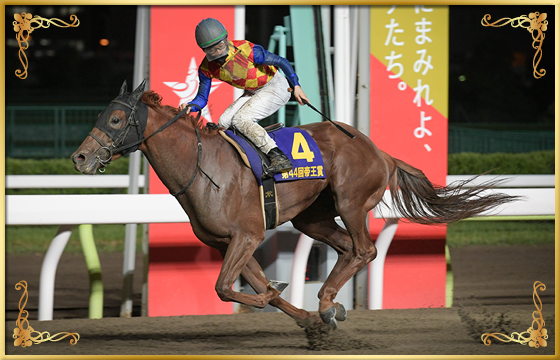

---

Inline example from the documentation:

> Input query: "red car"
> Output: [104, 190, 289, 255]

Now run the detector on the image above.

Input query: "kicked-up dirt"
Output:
[5, 244, 555, 356]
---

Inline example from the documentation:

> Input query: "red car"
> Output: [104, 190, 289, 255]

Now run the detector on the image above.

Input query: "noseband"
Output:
[89, 131, 113, 172]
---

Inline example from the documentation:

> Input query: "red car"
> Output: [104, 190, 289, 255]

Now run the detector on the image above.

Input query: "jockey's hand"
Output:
[178, 103, 191, 114]
[292, 86, 309, 106]
[206, 122, 220, 130]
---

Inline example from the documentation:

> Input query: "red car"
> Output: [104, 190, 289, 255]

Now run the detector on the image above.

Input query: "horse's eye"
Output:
[111, 117, 120, 124]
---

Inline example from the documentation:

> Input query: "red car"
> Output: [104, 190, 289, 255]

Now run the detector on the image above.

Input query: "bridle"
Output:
[89, 89, 195, 171]
[89, 81, 213, 196]
[89, 97, 146, 172]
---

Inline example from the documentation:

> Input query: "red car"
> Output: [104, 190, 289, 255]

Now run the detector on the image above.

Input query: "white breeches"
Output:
[218, 72, 291, 154]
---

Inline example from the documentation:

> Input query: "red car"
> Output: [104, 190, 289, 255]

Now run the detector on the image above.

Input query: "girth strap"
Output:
[172, 127, 202, 198]
[171, 127, 220, 197]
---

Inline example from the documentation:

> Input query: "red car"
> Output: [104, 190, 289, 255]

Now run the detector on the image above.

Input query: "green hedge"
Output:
[6, 157, 131, 175]
[447, 150, 555, 175]
[7, 150, 554, 176]
[5, 150, 554, 194]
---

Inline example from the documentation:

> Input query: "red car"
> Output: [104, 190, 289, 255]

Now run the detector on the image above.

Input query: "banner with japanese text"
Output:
[370, 5, 448, 181]
[369, 5, 449, 309]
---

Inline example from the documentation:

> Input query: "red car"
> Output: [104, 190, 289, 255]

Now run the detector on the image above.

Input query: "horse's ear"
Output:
[130, 78, 147, 103]
[119, 80, 128, 96]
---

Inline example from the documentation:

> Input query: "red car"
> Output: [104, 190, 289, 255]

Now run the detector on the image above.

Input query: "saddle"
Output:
[219, 123, 325, 230]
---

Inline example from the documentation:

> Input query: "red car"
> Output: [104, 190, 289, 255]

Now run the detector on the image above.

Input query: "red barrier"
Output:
[148, 5, 236, 316]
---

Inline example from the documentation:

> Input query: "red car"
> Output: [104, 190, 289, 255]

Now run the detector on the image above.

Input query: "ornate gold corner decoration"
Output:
[13, 12, 80, 79]
[481, 281, 547, 347]
[481, 12, 548, 79]
[13, 281, 80, 347]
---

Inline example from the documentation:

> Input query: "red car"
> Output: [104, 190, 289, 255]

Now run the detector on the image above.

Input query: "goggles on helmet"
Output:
[203, 39, 229, 61]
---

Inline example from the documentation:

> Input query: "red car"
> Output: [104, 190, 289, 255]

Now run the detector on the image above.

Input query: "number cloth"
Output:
[223, 127, 325, 185]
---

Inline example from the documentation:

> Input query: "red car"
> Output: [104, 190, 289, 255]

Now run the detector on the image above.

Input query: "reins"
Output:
[113, 104, 193, 155]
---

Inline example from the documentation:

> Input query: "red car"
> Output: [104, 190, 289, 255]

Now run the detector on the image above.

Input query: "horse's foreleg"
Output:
[215, 235, 284, 308]
[240, 256, 316, 323]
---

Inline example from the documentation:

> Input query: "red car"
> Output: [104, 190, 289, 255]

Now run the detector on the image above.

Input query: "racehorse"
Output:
[72, 80, 517, 329]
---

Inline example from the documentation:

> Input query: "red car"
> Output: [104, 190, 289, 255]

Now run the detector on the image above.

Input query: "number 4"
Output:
[291, 132, 315, 162]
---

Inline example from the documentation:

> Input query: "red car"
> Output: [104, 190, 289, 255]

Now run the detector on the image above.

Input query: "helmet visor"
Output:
[203, 39, 229, 61]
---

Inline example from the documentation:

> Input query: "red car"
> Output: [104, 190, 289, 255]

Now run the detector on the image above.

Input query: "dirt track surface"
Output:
[5, 244, 555, 356]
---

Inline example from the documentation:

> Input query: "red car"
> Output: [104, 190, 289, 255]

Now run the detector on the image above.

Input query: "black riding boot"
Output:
[265, 147, 293, 176]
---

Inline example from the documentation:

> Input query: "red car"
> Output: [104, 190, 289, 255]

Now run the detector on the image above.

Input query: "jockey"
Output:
[179, 18, 309, 177]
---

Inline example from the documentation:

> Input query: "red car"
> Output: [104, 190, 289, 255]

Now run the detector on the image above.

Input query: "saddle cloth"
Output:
[218, 125, 326, 230]
[220, 126, 326, 185]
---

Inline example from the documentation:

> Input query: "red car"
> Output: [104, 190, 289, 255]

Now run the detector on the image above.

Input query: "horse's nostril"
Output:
[74, 154, 86, 164]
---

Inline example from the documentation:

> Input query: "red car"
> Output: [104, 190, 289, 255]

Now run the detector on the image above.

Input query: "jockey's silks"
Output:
[200, 40, 277, 91]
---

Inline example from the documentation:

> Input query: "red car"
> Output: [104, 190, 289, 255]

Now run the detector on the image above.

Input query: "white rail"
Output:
[7, 194, 188, 225]
[6, 174, 145, 189]
[446, 174, 554, 188]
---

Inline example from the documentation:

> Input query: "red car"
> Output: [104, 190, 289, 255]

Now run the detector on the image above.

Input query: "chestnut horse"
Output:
[72, 80, 516, 329]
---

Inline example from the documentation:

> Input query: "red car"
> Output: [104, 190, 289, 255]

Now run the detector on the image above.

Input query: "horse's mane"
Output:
[141, 90, 210, 132]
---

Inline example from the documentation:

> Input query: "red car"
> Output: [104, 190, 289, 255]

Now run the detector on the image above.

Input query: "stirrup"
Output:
[263, 165, 292, 179]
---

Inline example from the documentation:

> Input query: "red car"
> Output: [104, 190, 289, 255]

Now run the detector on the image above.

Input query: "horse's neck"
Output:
[139, 111, 221, 197]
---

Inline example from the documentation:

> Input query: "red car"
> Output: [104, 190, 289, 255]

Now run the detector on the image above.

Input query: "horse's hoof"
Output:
[320, 305, 336, 324]
[335, 303, 347, 321]
[267, 280, 289, 293]
[320, 303, 346, 326]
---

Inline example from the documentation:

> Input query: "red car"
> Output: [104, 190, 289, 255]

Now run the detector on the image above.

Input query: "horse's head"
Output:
[72, 79, 149, 174]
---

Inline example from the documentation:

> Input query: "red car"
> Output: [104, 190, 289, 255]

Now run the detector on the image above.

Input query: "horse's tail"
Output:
[382, 153, 520, 224]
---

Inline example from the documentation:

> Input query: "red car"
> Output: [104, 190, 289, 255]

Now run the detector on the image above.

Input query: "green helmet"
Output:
[195, 18, 228, 49]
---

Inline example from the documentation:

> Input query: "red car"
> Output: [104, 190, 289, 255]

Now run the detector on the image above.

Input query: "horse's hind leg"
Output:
[292, 185, 384, 325]
[240, 256, 319, 325]
[215, 234, 284, 308]
[315, 194, 383, 324]
[290, 215, 355, 326]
